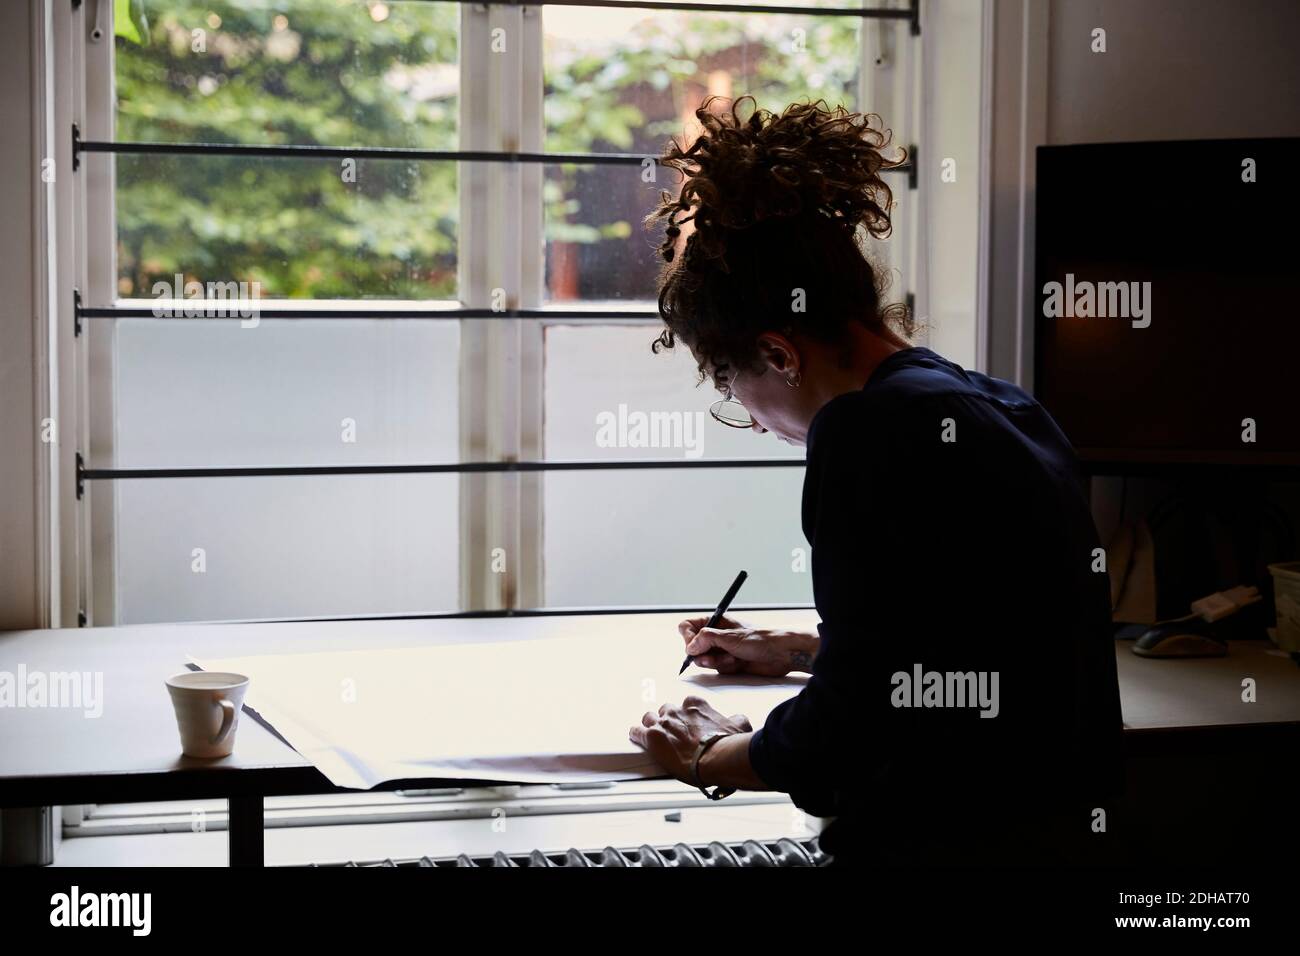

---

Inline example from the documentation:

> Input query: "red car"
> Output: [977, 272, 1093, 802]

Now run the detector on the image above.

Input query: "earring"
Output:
[786, 372, 801, 388]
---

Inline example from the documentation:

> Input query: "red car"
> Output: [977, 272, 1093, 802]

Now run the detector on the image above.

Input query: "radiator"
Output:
[309, 837, 829, 868]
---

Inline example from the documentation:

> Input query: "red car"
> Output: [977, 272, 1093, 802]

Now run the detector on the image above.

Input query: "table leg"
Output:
[228, 794, 264, 867]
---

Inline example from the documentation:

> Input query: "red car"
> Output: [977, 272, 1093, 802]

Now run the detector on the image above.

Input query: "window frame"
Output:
[73, 0, 919, 627]
[51, 0, 941, 835]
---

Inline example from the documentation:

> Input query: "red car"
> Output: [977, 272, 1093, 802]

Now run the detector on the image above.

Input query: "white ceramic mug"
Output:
[165, 671, 249, 758]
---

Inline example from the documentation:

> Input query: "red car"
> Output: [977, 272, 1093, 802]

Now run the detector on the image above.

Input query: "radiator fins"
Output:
[311, 837, 827, 868]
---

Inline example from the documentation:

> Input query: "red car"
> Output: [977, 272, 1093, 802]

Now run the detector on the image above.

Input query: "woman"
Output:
[627, 97, 1124, 867]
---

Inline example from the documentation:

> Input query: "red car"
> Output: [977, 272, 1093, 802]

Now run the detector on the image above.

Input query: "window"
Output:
[86, 0, 463, 623]
[541, 1, 867, 303]
[73, 0, 926, 626]
[55, 0, 977, 840]
[112, 0, 460, 299]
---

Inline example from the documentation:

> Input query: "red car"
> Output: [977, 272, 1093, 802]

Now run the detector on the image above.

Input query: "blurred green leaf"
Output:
[114, 0, 149, 45]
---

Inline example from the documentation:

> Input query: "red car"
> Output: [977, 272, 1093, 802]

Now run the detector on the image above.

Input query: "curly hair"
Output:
[644, 95, 916, 387]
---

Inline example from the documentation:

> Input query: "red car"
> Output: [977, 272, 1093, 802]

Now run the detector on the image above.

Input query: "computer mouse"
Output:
[1132, 623, 1228, 658]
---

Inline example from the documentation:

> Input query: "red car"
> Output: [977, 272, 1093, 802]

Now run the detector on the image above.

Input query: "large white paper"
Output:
[193, 630, 807, 790]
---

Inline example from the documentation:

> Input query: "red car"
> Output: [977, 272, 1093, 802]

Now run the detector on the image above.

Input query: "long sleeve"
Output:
[747, 394, 898, 812]
[747, 642, 851, 800]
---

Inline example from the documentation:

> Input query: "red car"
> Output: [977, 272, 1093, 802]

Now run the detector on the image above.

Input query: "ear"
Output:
[756, 332, 800, 377]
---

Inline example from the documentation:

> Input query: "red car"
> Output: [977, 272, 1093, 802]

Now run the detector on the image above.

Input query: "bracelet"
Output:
[690, 732, 737, 801]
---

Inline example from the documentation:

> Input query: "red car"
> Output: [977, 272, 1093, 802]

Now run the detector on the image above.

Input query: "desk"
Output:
[2, 610, 1298, 865]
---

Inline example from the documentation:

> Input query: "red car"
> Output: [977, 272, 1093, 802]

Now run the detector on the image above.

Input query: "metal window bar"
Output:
[70, 132, 917, 189]
[69, 0, 919, 30]
[74, 452, 804, 498]
[76, 302, 663, 323]
[431, 0, 914, 26]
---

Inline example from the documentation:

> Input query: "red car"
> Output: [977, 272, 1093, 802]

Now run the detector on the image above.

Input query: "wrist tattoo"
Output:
[790, 649, 813, 670]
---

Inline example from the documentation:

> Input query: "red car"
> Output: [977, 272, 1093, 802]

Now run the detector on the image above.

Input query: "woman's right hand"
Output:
[678, 616, 820, 677]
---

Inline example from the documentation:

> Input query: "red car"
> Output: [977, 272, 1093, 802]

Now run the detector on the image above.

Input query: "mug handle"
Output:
[211, 699, 237, 745]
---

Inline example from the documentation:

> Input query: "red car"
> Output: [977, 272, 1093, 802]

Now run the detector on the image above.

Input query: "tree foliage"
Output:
[115, 1, 859, 300]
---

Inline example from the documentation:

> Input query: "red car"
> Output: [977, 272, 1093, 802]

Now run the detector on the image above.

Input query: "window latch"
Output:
[89, 0, 105, 43]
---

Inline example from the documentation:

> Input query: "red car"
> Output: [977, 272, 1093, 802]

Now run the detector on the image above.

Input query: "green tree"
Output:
[115, 1, 860, 300]
[116, 0, 459, 298]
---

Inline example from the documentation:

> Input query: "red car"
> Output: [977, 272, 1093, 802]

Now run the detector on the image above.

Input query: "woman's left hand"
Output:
[629, 696, 752, 784]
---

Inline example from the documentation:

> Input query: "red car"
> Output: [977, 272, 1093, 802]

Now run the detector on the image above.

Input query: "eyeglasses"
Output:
[709, 370, 755, 428]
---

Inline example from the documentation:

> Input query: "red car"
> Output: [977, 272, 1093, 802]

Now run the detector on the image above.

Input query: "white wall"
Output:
[1047, 0, 1300, 145]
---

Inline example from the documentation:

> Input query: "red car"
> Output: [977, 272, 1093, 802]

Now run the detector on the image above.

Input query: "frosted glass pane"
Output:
[115, 475, 459, 625]
[109, 318, 461, 624]
[542, 469, 813, 608]
[543, 324, 803, 461]
[110, 319, 459, 467]
[542, 325, 810, 607]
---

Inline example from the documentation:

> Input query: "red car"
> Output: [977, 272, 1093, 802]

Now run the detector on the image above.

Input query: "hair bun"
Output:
[647, 95, 907, 266]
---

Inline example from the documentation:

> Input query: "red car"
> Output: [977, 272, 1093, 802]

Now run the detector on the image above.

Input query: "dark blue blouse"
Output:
[747, 346, 1124, 863]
